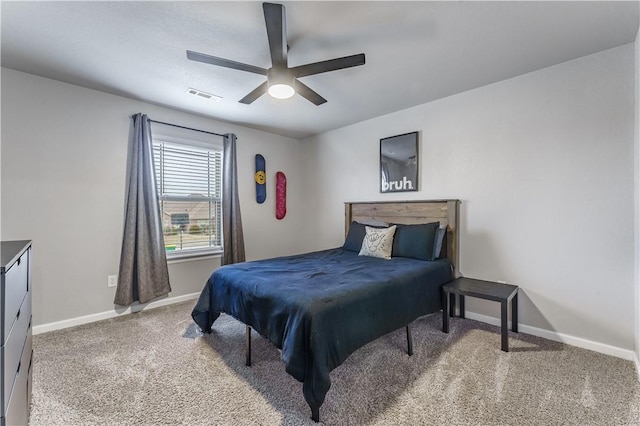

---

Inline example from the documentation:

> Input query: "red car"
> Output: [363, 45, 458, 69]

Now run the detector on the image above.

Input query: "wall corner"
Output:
[634, 23, 640, 376]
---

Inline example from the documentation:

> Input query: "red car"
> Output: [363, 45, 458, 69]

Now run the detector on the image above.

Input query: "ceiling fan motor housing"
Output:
[267, 67, 294, 88]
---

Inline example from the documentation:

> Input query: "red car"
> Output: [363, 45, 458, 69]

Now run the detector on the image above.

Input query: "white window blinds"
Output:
[153, 140, 223, 254]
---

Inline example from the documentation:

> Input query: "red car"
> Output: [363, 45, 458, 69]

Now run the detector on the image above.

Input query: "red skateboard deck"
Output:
[275, 171, 286, 220]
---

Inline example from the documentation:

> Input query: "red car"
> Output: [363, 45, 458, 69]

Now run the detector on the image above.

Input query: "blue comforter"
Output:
[191, 248, 452, 417]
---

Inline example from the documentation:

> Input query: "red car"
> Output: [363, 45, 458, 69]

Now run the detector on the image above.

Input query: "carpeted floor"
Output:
[30, 301, 640, 425]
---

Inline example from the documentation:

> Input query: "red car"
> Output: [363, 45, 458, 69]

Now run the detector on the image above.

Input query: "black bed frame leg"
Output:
[406, 325, 413, 356]
[311, 407, 320, 423]
[245, 325, 252, 367]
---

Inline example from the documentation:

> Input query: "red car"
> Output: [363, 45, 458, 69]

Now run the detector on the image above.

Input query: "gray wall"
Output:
[1, 68, 305, 327]
[300, 44, 636, 354]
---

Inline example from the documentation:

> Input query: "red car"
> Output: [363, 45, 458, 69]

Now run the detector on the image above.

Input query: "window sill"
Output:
[166, 250, 222, 264]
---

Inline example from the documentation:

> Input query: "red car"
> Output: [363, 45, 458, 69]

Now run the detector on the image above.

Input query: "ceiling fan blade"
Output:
[293, 80, 327, 105]
[186, 50, 267, 75]
[291, 53, 365, 78]
[239, 81, 269, 104]
[263, 2, 287, 68]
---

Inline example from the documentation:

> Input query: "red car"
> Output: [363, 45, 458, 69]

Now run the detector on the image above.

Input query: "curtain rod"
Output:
[147, 118, 226, 138]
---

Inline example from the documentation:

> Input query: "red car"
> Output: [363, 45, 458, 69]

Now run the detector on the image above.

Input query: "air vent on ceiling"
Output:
[186, 87, 222, 102]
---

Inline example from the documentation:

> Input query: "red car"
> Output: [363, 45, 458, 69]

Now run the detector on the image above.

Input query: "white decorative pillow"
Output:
[358, 225, 397, 260]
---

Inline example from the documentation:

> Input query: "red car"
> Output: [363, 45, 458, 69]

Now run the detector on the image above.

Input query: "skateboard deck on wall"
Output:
[255, 154, 266, 204]
[275, 171, 286, 220]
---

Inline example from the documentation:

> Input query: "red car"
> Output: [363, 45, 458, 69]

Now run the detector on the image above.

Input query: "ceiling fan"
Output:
[186, 2, 365, 105]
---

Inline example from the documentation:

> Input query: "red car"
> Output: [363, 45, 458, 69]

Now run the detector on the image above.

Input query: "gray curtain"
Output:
[114, 113, 171, 305]
[222, 133, 246, 265]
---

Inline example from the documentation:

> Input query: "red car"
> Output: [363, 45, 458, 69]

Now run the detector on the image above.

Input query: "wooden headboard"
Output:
[345, 200, 460, 277]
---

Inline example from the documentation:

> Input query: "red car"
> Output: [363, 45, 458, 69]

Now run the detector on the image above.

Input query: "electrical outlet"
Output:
[107, 275, 118, 288]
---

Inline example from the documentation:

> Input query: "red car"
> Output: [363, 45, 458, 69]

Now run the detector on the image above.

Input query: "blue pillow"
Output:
[391, 222, 440, 260]
[343, 221, 387, 252]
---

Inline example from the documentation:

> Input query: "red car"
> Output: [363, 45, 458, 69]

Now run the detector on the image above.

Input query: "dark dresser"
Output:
[1, 241, 32, 426]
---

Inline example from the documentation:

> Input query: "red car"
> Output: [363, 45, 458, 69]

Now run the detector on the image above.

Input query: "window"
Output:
[153, 138, 223, 256]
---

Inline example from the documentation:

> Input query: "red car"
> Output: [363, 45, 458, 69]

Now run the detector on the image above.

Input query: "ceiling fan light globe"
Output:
[268, 83, 295, 99]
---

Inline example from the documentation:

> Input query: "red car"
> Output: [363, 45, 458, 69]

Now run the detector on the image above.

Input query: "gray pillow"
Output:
[432, 226, 447, 259]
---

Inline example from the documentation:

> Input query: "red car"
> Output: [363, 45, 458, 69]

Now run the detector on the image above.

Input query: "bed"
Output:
[191, 200, 460, 422]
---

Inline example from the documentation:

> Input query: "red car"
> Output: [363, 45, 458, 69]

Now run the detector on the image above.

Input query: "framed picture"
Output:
[380, 131, 419, 193]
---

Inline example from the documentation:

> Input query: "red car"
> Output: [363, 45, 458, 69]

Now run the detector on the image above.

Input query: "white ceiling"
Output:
[2, 1, 638, 140]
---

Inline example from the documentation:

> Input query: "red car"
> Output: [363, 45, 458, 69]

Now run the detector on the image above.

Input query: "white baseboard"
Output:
[635, 353, 640, 382]
[463, 311, 636, 362]
[33, 292, 200, 335]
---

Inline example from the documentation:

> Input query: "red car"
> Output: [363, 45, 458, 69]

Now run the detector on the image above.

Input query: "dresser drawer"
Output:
[2, 249, 29, 345]
[1, 291, 31, 416]
[3, 340, 31, 426]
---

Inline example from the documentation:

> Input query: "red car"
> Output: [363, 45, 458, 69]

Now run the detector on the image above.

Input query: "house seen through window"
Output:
[153, 139, 223, 255]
